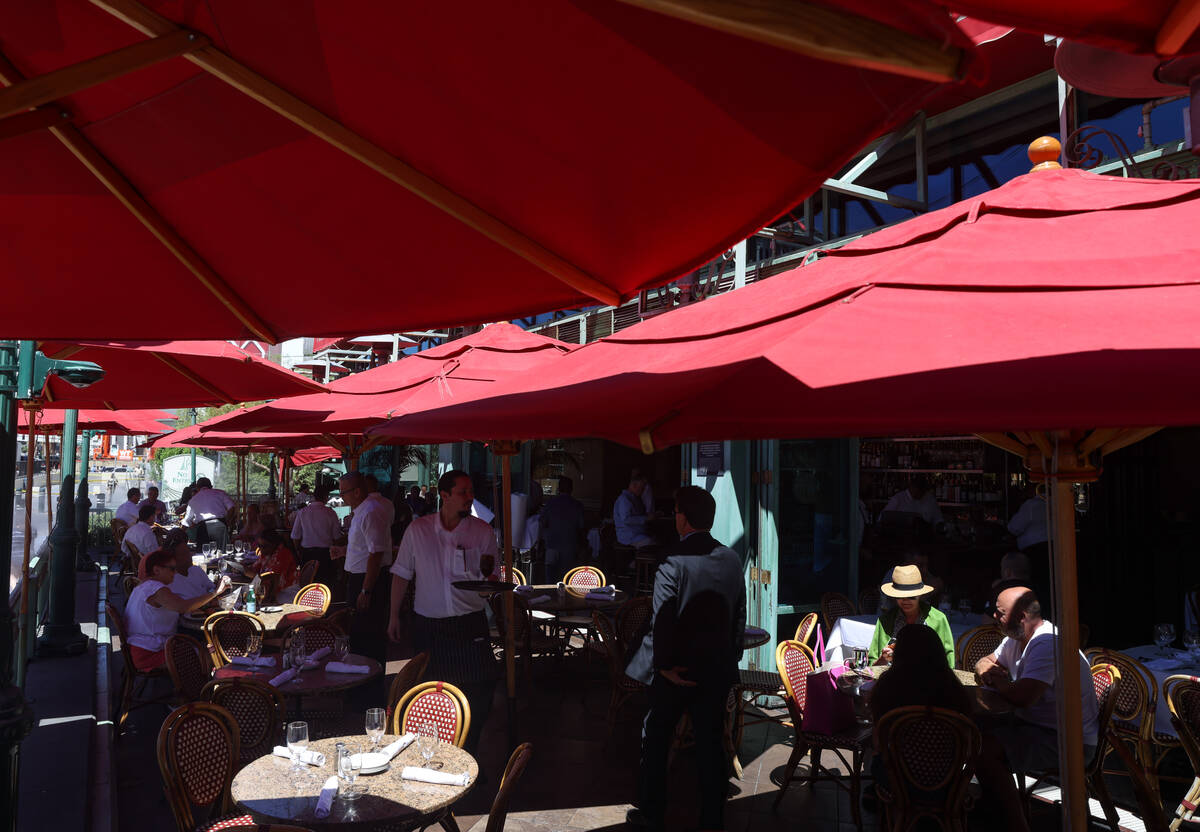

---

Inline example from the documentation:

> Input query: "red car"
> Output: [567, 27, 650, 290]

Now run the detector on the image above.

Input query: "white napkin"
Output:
[273, 746, 325, 766]
[400, 766, 471, 786]
[382, 733, 416, 760]
[526, 594, 552, 604]
[314, 775, 338, 818]
[230, 655, 275, 667]
[513, 584, 536, 594]
[307, 646, 332, 662]
[261, 605, 283, 613]
[325, 661, 370, 674]
[586, 589, 616, 601]
[269, 667, 299, 687]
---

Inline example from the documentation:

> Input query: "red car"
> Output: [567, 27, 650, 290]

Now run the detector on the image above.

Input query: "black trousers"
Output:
[638, 674, 731, 830]
[345, 570, 391, 704]
[410, 611, 497, 756]
[299, 546, 337, 589]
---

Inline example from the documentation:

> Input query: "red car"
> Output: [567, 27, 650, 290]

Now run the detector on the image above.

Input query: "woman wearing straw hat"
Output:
[867, 563, 955, 668]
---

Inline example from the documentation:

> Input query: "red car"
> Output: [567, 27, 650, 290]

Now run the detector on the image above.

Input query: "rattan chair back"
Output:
[1166, 674, 1200, 772]
[203, 611, 266, 668]
[485, 742, 534, 832]
[157, 702, 240, 832]
[616, 597, 652, 653]
[111, 519, 128, 547]
[284, 620, 341, 655]
[489, 592, 533, 643]
[293, 582, 331, 614]
[563, 565, 605, 589]
[955, 625, 1004, 671]
[296, 558, 319, 589]
[793, 612, 819, 647]
[857, 587, 881, 615]
[201, 678, 286, 765]
[122, 575, 140, 597]
[1093, 648, 1157, 741]
[392, 681, 471, 746]
[164, 633, 212, 702]
[820, 592, 855, 631]
[775, 639, 817, 720]
[1090, 662, 1123, 774]
[876, 705, 981, 826]
[325, 606, 352, 635]
[386, 652, 430, 720]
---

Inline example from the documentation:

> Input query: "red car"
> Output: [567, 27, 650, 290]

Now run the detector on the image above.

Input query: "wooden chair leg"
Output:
[807, 741, 823, 787]
[438, 812, 461, 832]
[1088, 772, 1121, 831]
[773, 742, 808, 810]
[117, 668, 132, 732]
[1171, 776, 1200, 831]
[848, 747, 864, 830]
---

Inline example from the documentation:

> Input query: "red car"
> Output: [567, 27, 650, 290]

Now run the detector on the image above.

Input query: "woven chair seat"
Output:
[195, 812, 255, 831]
[1112, 718, 1140, 735]
[737, 668, 784, 693]
[619, 674, 647, 692]
[1155, 731, 1182, 745]
[799, 723, 873, 750]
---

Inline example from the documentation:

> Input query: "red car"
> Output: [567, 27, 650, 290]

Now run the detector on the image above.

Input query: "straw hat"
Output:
[881, 564, 935, 599]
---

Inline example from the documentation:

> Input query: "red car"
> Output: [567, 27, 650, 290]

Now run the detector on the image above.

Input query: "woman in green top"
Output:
[867, 563, 955, 668]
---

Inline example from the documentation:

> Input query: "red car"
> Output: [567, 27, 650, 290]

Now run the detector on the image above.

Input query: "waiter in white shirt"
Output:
[338, 471, 393, 681]
[114, 487, 141, 528]
[122, 504, 159, 565]
[387, 469, 499, 754]
[183, 477, 235, 548]
[291, 487, 342, 587]
[880, 476, 943, 526]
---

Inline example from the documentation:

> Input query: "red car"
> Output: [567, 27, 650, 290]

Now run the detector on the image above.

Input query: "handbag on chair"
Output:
[803, 625, 856, 735]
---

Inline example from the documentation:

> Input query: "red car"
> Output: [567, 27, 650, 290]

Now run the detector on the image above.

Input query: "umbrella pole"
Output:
[493, 440, 519, 750]
[17, 407, 37, 673]
[1050, 475, 1086, 832]
[43, 431, 52, 526]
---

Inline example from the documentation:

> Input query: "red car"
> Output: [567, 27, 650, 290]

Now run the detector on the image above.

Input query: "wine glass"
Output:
[234, 540, 245, 556]
[333, 634, 350, 662]
[417, 720, 437, 768]
[338, 744, 365, 798]
[1155, 623, 1177, 655]
[365, 708, 385, 752]
[1184, 629, 1200, 660]
[286, 721, 309, 776]
[202, 542, 213, 559]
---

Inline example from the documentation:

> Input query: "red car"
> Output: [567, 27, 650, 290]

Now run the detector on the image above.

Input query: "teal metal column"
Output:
[38, 409, 86, 656]
[267, 453, 277, 500]
[189, 408, 197, 482]
[74, 429, 93, 568]
[0, 342, 35, 832]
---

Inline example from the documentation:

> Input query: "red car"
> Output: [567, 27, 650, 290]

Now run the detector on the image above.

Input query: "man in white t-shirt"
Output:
[387, 469, 499, 755]
[880, 477, 943, 526]
[337, 472, 393, 688]
[115, 487, 142, 527]
[973, 586, 1099, 832]
[183, 477, 235, 548]
[291, 488, 342, 586]
[122, 504, 158, 564]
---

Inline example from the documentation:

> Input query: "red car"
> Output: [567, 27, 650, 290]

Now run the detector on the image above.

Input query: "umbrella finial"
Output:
[1028, 136, 1062, 171]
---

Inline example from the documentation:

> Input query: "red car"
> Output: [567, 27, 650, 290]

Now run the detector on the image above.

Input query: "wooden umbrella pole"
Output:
[43, 431, 52, 526]
[19, 409, 38, 619]
[493, 439, 520, 750]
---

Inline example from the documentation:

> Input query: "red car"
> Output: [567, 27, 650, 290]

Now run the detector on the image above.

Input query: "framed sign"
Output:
[696, 441, 725, 476]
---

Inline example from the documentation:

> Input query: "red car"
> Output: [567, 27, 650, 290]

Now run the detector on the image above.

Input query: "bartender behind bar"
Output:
[880, 475, 944, 526]
[387, 469, 499, 755]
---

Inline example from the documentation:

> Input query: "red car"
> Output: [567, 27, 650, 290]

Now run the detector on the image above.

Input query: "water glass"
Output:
[417, 720, 437, 767]
[286, 721, 309, 775]
[337, 744, 365, 798]
[202, 542, 213, 558]
[365, 708, 385, 751]
[1155, 623, 1177, 655]
[1185, 630, 1200, 659]
[333, 634, 350, 662]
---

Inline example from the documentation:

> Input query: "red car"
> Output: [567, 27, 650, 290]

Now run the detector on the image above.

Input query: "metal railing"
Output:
[9, 548, 51, 689]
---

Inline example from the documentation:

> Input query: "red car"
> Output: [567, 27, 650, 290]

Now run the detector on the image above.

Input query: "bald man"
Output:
[973, 587, 1098, 832]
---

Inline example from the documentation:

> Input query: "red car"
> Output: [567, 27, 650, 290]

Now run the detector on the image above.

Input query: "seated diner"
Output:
[867, 563, 955, 668]
[124, 548, 230, 671]
[247, 528, 299, 603]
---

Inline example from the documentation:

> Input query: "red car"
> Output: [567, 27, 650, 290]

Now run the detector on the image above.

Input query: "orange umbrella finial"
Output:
[1029, 136, 1063, 171]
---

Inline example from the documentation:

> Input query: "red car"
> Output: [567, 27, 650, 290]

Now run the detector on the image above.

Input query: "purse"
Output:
[803, 624, 856, 736]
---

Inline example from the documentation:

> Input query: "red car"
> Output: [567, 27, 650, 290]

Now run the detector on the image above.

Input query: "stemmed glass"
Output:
[1184, 630, 1200, 660]
[333, 634, 350, 662]
[337, 744, 365, 799]
[365, 708, 385, 752]
[234, 540, 245, 557]
[286, 721, 309, 779]
[1155, 623, 1177, 656]
[202, 542, 213, 560]
[417, 720, 437, 768]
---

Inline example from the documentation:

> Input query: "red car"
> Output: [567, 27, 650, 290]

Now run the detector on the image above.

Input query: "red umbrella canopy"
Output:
[146, 422, 330, 452]
[207, 323, 572, 436]
[367, 168, 1200, 450]
[0, 0, 979, 341]
[34, 340, 322, 409]
[19, 407, 173, 434]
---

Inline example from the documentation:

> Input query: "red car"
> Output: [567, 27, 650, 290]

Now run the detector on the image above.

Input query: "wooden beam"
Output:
[91, 0, 624, 308]
[0, 48, 279, 344]
[1158, 0, 1200, 54]
[1076, 427, 1123, 457]
[0, 106, 71, 143]
[616, 0, 962, 83]
[1099, 426, 1163, 457]
[148, 352, 236, 404]
[974, 432, 1028, 458]
[0, 29, 207, 120]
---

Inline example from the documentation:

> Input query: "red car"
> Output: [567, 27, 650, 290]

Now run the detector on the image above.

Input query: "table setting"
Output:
[1120, 623, 1200, 739]
[825, 609, 978, 665]
[214, 636, 381, 696]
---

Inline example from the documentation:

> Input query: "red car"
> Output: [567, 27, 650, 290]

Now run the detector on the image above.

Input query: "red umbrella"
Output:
[208, 323, 572, 436]
[34, 340, 322, 409]
[146, 422, 328, 452]
[0, 0, 978, 340]
[19, 407, 173, 435]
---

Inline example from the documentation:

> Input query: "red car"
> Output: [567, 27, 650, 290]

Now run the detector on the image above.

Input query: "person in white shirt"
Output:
[880, 477, 943, 526]
[388, 469, 499, 754]
[337, 471, 393, 692]
[364, 474, 396, 531]
[293, 483, 314, 508]
[291, 487, 342, 586]
[614, 475, 655, 548]
[973, 586, 1099, 832]
[137, 485, 168, 523]
[114, 487, 141, 527]
[124, 504, 159, 573]
[124, 548, 229, 671]
[183, 477, 235, 549]
[164, 530, 217, 599]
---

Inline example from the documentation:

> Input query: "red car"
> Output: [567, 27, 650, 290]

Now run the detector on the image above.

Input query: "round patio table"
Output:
[742, 626, 770, 649]
[521, 585, 627, 614]
[231, 734, 477, 830]
[180, 602, 323, 636]
[214, 653, 382, 696]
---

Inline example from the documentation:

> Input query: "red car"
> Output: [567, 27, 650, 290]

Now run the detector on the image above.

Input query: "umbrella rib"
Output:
[0, 50, 278, 345]
[148, 352, 236, 405]
[90, 0, 624, 308]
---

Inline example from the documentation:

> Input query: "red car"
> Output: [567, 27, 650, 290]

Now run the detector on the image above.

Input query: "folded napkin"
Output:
[261, 605, 283, 613]
[230, 655, 275, 668]
[269, 667, 299, 687]
[400, 766, 471, 786]
[381, 733, 416, 761]
[325, 661, 370, 674]
[307, 646, 332, 662]
[526, 594, 552, 605]
[586, 590, 616, 601]
[273, 746, 325, 766]
[314, 776, 338, 818]
[513, 584, 536, 594]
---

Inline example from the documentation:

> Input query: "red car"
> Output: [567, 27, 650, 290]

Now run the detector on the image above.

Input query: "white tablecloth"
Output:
[1120, 645, 1200, 740]
[825, 613, 977, 666]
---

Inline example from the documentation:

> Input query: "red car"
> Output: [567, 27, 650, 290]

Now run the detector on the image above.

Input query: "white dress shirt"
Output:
[365, 492, 395, 528]
[123, 521, 158, 559]
[291, 501, 342, 548]
[1007, 496, 1048, 550]
[115, 500, 139, 527]
[881, 489, 943, 525]
[390, 514, 498, 618]
[170, 565, 216, 599]
[124, 579, 179, 652]
[184, 487, 235, 525]
[344, 495, 394, 574]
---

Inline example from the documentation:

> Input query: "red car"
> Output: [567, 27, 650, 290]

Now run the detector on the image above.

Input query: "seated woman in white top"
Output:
[157, 528, 217, 599]
[125, 548, 229, 672]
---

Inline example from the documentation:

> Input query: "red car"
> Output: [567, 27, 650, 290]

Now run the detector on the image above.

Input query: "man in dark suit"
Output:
[625, 486, 746, 832]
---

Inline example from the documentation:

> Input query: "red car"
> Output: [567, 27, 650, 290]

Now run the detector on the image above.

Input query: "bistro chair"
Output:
[386, 652, 430, 723]
[857, 587, 881, 616]
[793, 612, 819, 648]
[121, 574, 140, 598]
[483, 742, 534, 832]
[820, 591, 856, 632]
[489, 593, 565, 679]
[876, 705, 981, 832]
[773, 639, 872, 828]
[391, 681, 471, 747]
[954, 625, 1004, 672]
[283, 620, 341, 655]
[1106, 729, 1172, 832]
[563, 564, 606, 589]
[157, 702, 251, 832]
[593, 609, 647, 734]
[634, 554, 658, 596]
[1090, 647, 1165, 798]
[255, 571, 279, 606]
[295, 558, 319, 590]
[293, 582, 332, 614]
[1018, 662, 1123, 830]
[1165, 674, 1200, 831]
[107, 601, 172, 732]
[203, 611, 266, 668]
[201, 678, 286, 765]
[164, 633, 213, 702]
[497, 563, 527, 586]
[615, 596, 653, 654]
[325, 606, 352, 635]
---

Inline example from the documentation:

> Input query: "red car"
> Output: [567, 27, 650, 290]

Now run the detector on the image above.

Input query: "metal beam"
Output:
[820, 178, 926, 212]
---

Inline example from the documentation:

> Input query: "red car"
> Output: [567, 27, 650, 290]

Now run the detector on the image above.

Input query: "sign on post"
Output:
[161, 454, 215, 503]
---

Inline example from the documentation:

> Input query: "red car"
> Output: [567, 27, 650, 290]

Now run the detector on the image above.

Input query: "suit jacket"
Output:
[625, 531, 747, 686]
